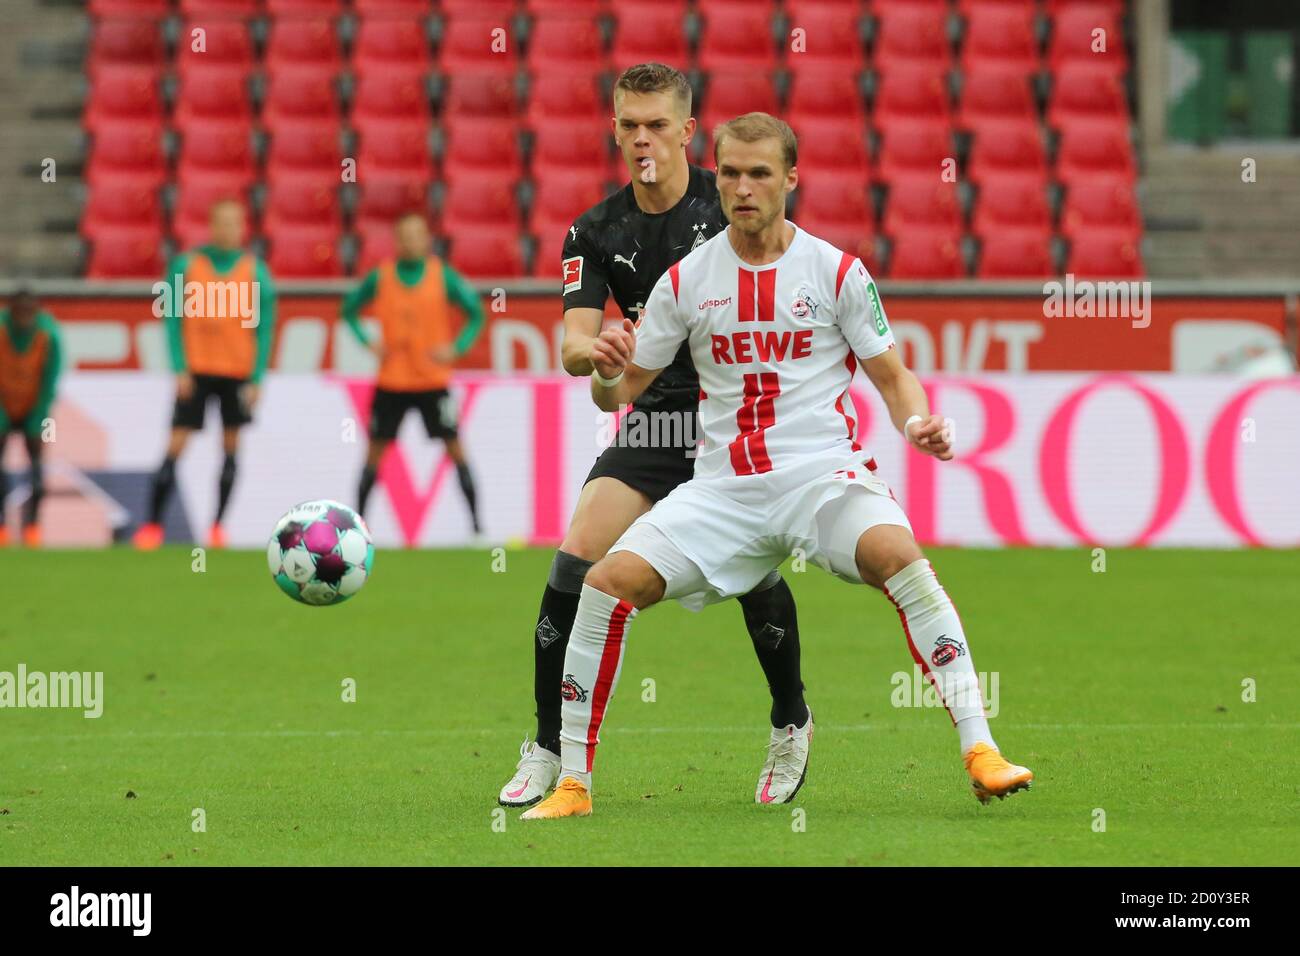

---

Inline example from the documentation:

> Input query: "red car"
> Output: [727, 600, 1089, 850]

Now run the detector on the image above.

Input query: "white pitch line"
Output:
[1, 722, 1297, 744]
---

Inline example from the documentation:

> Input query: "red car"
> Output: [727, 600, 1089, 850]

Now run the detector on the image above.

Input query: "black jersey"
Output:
[560, 165, 728, 413]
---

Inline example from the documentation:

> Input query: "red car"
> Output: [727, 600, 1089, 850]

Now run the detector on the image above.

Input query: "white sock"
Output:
[559, 584, 638, 784]
[883, 558, 996, 754]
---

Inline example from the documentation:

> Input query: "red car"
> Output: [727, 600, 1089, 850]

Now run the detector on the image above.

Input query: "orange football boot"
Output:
[0, 526, 9, 547]
[964, 743, 1033, 804]
[21, 525, 41, 547]
[520, 777, 593, 820]
[132, 522, 164, 550]
[209, 524, 228, 549]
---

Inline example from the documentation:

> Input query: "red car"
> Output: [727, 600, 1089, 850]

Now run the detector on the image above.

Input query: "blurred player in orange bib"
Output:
[133, 199, 276, 550]
[342, 212, 486, 534]
[0, 289, 63, 548]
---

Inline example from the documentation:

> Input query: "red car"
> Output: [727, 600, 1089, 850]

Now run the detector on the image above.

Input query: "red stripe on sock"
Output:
[585, 599, 634, 772]
[883, 580, 957, 727]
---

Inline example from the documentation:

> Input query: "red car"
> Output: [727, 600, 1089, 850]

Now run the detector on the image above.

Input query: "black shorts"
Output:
[172, 374, 252, 429]
[3, 415, 35, 438]
[370, 388, 459, 441]
[584, 410, 698, 504]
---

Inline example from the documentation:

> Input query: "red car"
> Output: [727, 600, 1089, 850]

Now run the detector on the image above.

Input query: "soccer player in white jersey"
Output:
[521, 113, 1033, 820]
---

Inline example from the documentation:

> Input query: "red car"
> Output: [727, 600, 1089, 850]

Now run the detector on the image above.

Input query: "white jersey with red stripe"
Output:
[634, 221, 895, 482]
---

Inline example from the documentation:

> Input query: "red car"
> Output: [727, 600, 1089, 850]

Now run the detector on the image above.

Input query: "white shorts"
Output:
[609, 455, 912, 611]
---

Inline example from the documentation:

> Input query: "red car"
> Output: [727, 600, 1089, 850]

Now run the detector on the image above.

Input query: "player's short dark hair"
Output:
[613, 63, 692, 118]
[713, 112, 798, 172]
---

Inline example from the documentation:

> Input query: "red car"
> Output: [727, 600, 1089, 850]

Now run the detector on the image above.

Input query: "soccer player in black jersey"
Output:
[498, 64, 813, 808]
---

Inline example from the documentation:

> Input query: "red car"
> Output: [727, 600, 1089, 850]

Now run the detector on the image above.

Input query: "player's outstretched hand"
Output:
[591, 318, 636, 381]
[906, 414, 954, 461]
[176, 372, 194, 400]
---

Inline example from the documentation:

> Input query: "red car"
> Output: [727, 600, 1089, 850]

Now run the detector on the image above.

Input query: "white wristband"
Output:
[592, 368, 625, 388]
[904, 414, 924, 438]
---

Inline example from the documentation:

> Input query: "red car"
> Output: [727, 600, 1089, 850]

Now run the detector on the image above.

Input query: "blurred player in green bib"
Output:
[0, 289, 63, 548]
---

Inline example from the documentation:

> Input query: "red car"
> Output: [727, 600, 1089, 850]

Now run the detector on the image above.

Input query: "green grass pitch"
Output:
[0, 546, 1296, 866]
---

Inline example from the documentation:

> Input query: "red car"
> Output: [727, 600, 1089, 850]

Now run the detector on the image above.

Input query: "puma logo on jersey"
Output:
[614, 253, 638, 271]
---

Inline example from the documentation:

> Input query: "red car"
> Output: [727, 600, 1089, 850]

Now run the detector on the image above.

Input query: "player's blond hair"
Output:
[613, 63, 692, 118]
[713, 112, 799, 172]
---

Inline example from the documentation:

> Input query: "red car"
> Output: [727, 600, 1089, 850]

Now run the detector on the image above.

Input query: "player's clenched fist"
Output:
[906, 414, 954, 461]
[590, 318, 637, 381]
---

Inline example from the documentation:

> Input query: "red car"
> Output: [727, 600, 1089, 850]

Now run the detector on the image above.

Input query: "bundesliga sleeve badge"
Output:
[562, 256, 583, 294]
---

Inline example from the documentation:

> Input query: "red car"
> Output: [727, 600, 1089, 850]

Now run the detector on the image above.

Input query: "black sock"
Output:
[455, 461, 481, 532]
[357, 464, 378, 516]
[737, 574, 809, 729]
[24, 458, 44, 527]
[215, 453, 237, 523]
[533, 550, 593, 755]
[148, 455, 177, 524]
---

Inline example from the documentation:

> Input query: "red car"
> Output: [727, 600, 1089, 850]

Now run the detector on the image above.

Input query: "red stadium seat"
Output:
[265, 120, 343, 185]
[697, 13, 778, 72]
[787, 67, 865, 122]
[356, 176, 431, 231]
[84, 66, 163, 130]
[355, 18, 431, 76]
[441, 0, 516, 11]
[527, 13, 606, 72]
[887, 228, 964, 278]
[352, 72, 431, 136]
[791, 118, 871, 176]
[883, 175, 962, 234]
[796, 176, 874, 226]
[173, 181, 251, 247]
[874, 65, 952, 124]
[781, 2, 867, 72]
[86, 121, 167, 188]
[439, 14, 519, 73]
[1047, 63, 1129, 128]
[533, 119, 612, 177]
[971, 174, 1051, 237]
[177, 121, 258, 189]
[442, 71, 519, 118]
[873, 119, 954, 186]
[356, 122, 433, 180]
[1060, 176, 1140, 239]
[448, 228, 525, 278]
[529, 170, 609, 233]
[1046, 0, 1124, 11]
[1049, 5, 1128, 74]
[525, 0, 605, 12]
[873, 3, 952, 71]
[174, 67, 254, 128]
[441, 117, 523, 183]
[268, 225, 344, 277]
[89, 0, 170, 16]
[1066, 232, 1143, 277]
[268, 0, 342, 13]
[961, 5, 1040, 75]
[957, 67, 1037, 128]
[265, 18, 341, 73]
[702, 71, 779, 134]
[264, 69, 341, 124]
[966, 119, 1046, 184]
[611, 4, 689, 68]
[977, 230, 1055, 278]
[82, 181, 162, 240]
[958, 0, 1037, 11]
[1055, 118, 1134, 185]
[88, 19, 165, 75]
[355, 222, 399, 274]
[264, 180, 342, 232]
[179, 0, 264, 16]
[441, 176, 522, 232]
[530, 229, 567, 279]
[795, 219, 879, 273]
[86, 225, 165, 278]
[526, 72, 604, 128]
[176, 20, 255, 78]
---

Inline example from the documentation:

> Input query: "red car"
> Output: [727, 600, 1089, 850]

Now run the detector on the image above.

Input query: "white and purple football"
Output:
[267, 500, 374, 606]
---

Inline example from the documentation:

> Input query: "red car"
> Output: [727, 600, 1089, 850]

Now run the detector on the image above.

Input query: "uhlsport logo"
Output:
[561, 674, 589, 703]
[50, 886, 151, 936]
[698, 295, 733, 311]
[931, 635, 967, 667]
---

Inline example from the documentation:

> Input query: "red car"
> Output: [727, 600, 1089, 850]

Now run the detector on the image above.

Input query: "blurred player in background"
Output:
[499, 64, 814, 810]
[342, 211, 485, 534]
[523, 115, 1033, 820]
[0, 289, 63, 547]
[133, 199, 276, 550]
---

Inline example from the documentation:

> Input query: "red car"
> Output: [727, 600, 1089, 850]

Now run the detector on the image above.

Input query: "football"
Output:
[266, 500, 374, 606]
